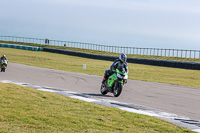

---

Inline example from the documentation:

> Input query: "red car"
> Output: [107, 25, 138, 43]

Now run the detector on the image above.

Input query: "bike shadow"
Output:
[78, 93, 113, 98]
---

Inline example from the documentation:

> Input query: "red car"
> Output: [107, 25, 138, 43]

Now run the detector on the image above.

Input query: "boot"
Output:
[102, 77, 107, 84]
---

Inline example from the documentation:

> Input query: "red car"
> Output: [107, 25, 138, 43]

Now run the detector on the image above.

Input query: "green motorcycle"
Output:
[100, 65, 128, 97]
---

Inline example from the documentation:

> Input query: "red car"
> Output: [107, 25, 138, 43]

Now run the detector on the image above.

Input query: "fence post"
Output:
[139, 48, 140, 55]
[181, 50, 183, 58]
[184, 50, 186, 58]
[199, 51, 200, 59]
[157, 49, 159, 56]
[150, 48, 152, 55]
[168, 49, 170, 57]
[177, 49, 178, 57]
[142, 48, 144, 55]
[132, 47, 134, 55]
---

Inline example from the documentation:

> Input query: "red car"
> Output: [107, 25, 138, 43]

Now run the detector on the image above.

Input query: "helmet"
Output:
[3, 55, 5, 58]
[119, 53, 127, 63]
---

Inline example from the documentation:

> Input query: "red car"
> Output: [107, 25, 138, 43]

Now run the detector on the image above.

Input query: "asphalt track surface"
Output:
[1, 62, 200, 121]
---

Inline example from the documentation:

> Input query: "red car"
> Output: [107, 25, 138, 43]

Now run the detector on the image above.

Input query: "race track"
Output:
[1, 62, 200, 121]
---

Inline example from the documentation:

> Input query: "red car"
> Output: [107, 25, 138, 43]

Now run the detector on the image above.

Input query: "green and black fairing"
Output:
[100, 62, 128, 97]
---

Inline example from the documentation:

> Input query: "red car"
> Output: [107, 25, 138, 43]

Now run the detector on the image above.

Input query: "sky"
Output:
[0, 0, 200, 50]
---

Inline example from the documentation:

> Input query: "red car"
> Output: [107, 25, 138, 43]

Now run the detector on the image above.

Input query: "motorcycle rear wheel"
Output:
[100, 84, 108, 95]
[113, 82, 123, 97]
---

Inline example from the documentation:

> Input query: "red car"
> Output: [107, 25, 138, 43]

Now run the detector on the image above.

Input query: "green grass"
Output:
[1, 47, 200, 88]
[0, 82, 194, 133]
[1, 40, 200, 63]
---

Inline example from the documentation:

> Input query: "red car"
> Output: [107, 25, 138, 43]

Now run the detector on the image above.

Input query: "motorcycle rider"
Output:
[0, 55, 8, 67]
[102, 53, 128, 84]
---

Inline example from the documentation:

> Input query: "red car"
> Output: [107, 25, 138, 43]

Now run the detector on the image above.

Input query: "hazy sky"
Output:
[1, 0, 200, 50]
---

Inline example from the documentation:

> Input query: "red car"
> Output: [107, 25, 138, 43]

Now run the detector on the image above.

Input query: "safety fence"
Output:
[0, 35, 200, 59]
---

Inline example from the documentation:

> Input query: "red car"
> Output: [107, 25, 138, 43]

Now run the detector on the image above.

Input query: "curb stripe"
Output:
[0, 43, 42, 51]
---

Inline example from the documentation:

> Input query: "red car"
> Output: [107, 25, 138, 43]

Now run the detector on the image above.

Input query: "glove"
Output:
[124, 79, 127, 83]
[112, 69, 116, 73]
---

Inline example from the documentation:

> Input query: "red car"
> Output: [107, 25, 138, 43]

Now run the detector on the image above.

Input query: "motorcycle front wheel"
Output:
[113, 82, 123, 97]
[100, 84, 108, 95]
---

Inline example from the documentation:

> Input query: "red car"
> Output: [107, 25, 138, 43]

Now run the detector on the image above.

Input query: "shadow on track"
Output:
[74, 93, 113, 98]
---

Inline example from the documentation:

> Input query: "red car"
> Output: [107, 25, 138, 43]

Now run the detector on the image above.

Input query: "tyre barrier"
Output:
[0, 43, 42, 51]
[127, 58, 200, 70]
[43, 48, 200, 70]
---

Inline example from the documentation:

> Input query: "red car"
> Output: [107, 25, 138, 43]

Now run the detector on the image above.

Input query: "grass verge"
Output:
[0, 82, 194, 132]
[1, 40, 200, 63]
[1, 47, 200, 88]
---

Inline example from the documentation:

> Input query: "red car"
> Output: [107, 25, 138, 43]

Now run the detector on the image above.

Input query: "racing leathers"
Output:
[102, 59, 128, 83]
[0, 56, 8, 67]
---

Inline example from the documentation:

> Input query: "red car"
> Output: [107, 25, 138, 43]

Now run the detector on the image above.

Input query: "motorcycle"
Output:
[100, 65, 128, 97]
[1, 59, 7, 72]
